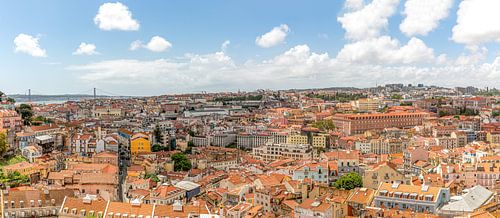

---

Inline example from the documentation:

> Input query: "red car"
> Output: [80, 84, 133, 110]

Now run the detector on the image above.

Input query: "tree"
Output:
[0, 132, 8, 158]
[6, 97, 15, 103]
[438, 110, 451, 117]
[153, 124, 163, 145]
[493, 111, 500, 117]
[171, 153, 192, 171]
[0, 171, 29, 188]
[391, 94, 403, 100]
[16, 104, 33, 125]
[184, 141, 195, 154]
[32, 116, 48, 126]
[151, 144, 162, 152]
[144, 173, 160, 182]
[312, 120, 336, 131]
[333, 172, 363, 190]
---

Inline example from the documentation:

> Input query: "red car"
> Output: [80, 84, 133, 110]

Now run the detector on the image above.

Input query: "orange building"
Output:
[332, 112, 430, 135]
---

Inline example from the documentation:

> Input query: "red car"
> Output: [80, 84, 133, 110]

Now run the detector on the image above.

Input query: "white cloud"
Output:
[129, 40, 142, 51]
[94, 2, 139, 31]
[13, 33, 47, 57]
[129, 36, 172, 52]
[255, 24, 290, 48]
[400, 0, 454, 36]
[145, 36, 172, 52]
[337, 0, 399, 41]
[221, 40, 230, 51]
[452, 0, 500, 45]
[345, 0, 365, 10]
[69, 43, 500, 94]
[337, 36, 436, 65]
[455, 45, 488, 65]
[73, 42, 99, 55]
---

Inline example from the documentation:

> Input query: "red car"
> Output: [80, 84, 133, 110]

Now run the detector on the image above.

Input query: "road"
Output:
[117, 143, 129, 202]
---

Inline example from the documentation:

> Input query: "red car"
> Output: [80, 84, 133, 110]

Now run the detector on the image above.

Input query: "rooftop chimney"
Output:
[173, 200, 183, 212]
[131, 198, 142, 206]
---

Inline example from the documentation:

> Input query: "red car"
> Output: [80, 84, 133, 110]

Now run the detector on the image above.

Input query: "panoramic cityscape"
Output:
[1, 1, 500, 218]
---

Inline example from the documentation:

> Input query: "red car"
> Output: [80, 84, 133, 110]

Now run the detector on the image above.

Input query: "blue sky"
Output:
[1, 0, 499, 96]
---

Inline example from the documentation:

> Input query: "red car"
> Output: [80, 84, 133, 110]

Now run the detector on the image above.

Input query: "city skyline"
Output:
[1, 0, 500, 95]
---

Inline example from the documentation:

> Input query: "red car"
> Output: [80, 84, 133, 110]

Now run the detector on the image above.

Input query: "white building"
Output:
[252, 143, 312, 162]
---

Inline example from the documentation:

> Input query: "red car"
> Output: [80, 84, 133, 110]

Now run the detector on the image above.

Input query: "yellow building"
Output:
[286, 134, 326, 148]
[130, 133, 151, 155]
[352, 98, 381, 111]
[362, 162, 407, 189]
[287, 135, 308, 144]
[486, 132, 500, 143]
[312, 135, 327, 148]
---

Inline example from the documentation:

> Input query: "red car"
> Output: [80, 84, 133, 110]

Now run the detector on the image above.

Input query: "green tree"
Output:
[16, 104, 33, 125]
[6, 97, 15, 103]
[391, 94, 403, 100]
[144, 173, 160, 182]
[171, 153, 192, 171]
[183, 141, 195, 154]
[153, 124, 163, 145]
[151, 144, 161, 152]
[438, 110, 451, 117]
[32, 116, 48, 126]
[312, 120, 336, 131]
[493, 111, 500, 117]
[0, 132, 8, 158]
[0, 171, 30, 187]
[333, 172, 363, 190]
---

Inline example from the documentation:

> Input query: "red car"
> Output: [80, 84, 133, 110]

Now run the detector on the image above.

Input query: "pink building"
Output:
[0, 109, 22, 131]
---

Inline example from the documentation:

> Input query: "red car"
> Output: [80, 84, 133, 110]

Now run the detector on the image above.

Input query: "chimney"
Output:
[131, 198, 141, 206]
[173, 200, 183, 212]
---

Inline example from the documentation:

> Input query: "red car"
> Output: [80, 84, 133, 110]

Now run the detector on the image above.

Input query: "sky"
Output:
[1, 0, 500, 96]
